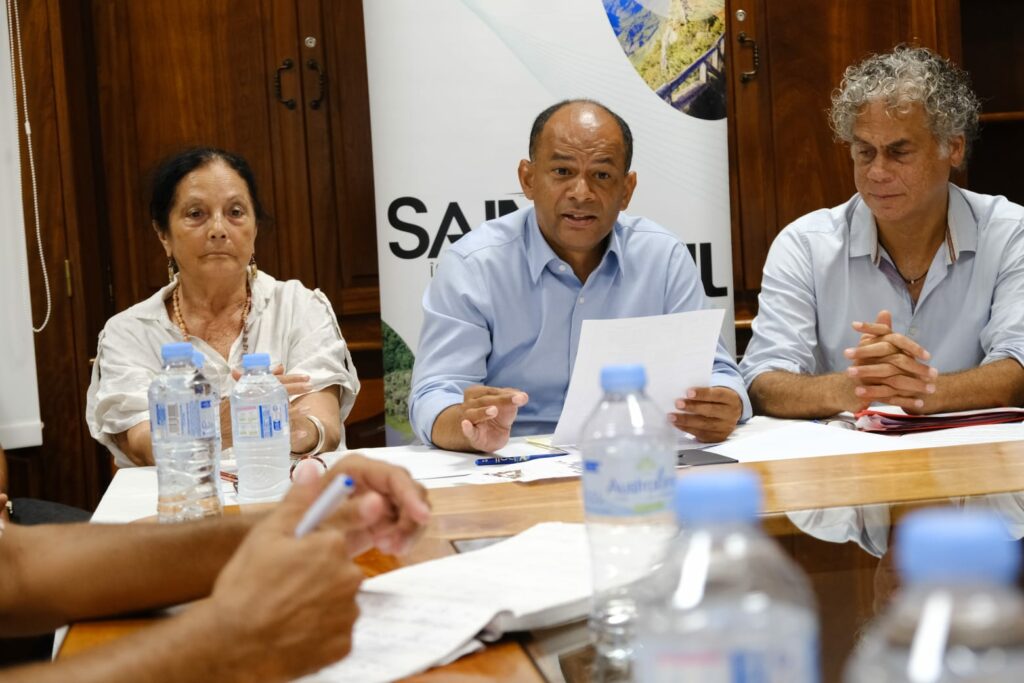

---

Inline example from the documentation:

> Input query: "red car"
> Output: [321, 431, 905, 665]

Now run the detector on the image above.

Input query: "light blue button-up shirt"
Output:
[409, 207, 750, 445]
[740, 185, 1024, 386]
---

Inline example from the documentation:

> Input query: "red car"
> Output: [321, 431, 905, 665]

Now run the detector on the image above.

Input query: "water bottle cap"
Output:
[674, 470, 762, 524]
[192, 352, 205, 369]
[600, 364, 646, 393]
[161, 342, 194, 363]
[897, 509, 1020, 584]
[242, 353, 272, 369]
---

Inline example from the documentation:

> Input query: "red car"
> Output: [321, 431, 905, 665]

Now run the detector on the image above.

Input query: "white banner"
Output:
[0, 5, 42, 449]
[365, 0, 734, 443]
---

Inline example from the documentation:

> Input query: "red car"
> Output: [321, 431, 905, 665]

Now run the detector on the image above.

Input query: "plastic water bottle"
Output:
[191, 351, 223, 498]
[230, 352, 291, 502]
[579, 364, 678, 679]
[149, 342, 223, 522]
[845, 508, 1024, 682]
[635, 471, 820, 682]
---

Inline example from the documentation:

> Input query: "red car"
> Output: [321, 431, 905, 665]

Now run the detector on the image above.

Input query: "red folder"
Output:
[855, 407, 1024, 434]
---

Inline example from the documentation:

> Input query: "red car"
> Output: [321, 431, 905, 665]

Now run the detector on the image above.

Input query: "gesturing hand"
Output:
[670, 387, 743, 442]
[844, 310, 937, 412]
[456, 385, 529, 452]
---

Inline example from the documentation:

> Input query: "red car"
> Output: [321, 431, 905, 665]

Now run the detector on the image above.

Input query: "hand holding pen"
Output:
[318, 454, 432, 556]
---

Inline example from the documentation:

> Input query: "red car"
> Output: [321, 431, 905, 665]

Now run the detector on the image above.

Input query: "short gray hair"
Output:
[829, 46, 980, 162]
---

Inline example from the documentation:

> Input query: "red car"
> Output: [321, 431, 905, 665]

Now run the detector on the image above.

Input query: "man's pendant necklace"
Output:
[894, 263, 928, 286]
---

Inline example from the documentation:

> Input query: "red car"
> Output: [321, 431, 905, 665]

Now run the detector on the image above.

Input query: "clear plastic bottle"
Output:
[579, 364, 678, 679]
[635, 470, 820, 683]
[191, 351, 223, 505]
[230, 352, 291, 502]
[148, 342, 223, 522]
[844, 508, 1024, 682]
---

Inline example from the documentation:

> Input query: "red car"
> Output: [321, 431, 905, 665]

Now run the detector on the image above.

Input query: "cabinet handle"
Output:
[737, 32, 759, 83]
[307, 59, 327, 110]
[274, 58, 297, 110]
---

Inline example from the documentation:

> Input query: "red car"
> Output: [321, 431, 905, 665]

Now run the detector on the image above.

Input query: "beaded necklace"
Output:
[172, 282, 252, 355]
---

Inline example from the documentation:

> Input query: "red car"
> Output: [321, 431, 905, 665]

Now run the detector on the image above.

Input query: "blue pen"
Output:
[294, 475, 355, 538]
[475, 453, 566, 466]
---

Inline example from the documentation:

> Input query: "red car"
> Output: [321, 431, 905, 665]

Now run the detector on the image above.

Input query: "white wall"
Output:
[0, 7, 43, 449]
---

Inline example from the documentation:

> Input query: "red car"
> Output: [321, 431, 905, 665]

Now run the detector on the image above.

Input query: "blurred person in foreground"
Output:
[87, 147, 358, 467]
[0, 455, 430, 682]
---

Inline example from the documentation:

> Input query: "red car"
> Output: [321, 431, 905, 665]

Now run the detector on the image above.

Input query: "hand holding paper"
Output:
[553, 309, 725, 445]
[670, 386, 744, 442]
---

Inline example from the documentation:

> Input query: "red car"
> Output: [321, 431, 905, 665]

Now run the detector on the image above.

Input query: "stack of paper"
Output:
[856, 407, 1024, 434]
[299, 523, 591, 683]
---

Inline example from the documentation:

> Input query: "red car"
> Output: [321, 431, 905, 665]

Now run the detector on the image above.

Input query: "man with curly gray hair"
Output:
[740, 46, 1024, 418]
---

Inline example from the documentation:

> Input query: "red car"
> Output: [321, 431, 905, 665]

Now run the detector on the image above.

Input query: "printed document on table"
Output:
[708, 421, 902, 462]
[552, 309, 725, 446]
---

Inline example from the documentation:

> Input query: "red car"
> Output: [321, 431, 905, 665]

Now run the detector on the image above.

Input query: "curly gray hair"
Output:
[829, 46, 980, 162]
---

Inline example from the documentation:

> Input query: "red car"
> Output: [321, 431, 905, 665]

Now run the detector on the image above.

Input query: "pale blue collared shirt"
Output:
[409, 207, 750, 445]
[740, 185, 1024, 386]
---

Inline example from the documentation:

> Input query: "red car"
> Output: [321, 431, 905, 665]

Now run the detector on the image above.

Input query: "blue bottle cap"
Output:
[600, 364, 646, 393]
[192, 351, 205, 369]
[242, 353, 272, 369]
[897, 509, 1020, 585]
[674, 470, 762, 524]
[161, 342, 194, 363]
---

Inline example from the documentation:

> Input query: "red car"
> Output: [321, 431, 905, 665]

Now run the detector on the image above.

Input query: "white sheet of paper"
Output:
[899, 423, 1024, 448]
[296, 592, 493, 683]
[552, 309, 725, 446]
[708, 421, 903, 462]
[363, 522, 592, 631]
[348, 439, 572, 488]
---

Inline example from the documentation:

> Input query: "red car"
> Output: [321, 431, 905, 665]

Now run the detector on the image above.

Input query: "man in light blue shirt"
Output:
[741, 47, 1024, 418]
[410, 100, 749, 452]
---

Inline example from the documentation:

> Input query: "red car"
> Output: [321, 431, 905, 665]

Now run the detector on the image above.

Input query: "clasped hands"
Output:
[453, 383, 742, 452]
[844, 310, 938, 413]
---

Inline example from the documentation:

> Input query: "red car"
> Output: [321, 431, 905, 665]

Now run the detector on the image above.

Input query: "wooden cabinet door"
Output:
[726, 0, 959, 293]
[91, 0, 316, 311]
[296, 0, 382, 355]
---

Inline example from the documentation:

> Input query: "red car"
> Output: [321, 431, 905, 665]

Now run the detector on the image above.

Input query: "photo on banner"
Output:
[364, 0, 734, 444]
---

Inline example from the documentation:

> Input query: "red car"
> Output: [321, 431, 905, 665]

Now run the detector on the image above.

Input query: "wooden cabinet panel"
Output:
[960, 0, 1024, 207]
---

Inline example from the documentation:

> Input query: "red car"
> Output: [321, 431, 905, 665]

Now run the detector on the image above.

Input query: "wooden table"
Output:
[60, 439, 1024, 681]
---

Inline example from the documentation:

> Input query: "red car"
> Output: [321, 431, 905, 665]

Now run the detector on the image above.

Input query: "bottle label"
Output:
[152, 401, 201, 440]
[198, 399, 219, 439]
[637, 641, 819, 683]
[582, 457, 674, 516]
[234, 402, 289, 442]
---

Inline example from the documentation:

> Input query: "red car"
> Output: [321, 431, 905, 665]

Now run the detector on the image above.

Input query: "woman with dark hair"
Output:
[86, 147, 358, 467]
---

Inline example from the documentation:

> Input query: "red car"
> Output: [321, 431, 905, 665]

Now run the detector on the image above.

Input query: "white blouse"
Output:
[86, 272, 360, 467]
